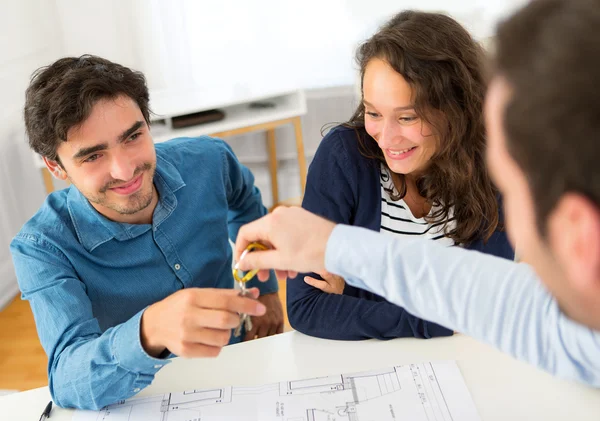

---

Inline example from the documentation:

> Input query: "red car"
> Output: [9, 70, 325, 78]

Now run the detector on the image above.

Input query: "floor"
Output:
[0, 295, 47, 391]
[0, 280, 289, 391]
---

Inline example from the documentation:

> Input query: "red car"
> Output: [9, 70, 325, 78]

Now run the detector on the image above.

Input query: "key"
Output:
[233, 282, 253, 337]
[232, 242, 268, 338]
[234, 313, 252, 337]
[244, 311, 253, 332]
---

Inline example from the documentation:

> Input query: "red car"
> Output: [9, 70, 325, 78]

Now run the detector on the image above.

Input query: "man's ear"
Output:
[43, 157, 68, 181]
[548, 193, 600, 294]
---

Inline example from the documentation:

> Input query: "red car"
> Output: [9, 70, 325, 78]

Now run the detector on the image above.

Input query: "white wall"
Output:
[0, 0, 64, 308]
[52, 0, 530, 117]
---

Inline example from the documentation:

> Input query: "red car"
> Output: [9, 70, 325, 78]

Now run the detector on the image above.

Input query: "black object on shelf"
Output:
[249, 101, 276, 109]
[171, 109, 225, 129]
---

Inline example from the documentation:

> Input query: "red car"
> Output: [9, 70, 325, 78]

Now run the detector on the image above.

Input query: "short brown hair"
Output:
[495, 0, 600, 233]
[24, 55, 151, 163]
[345, 10, 498, 245]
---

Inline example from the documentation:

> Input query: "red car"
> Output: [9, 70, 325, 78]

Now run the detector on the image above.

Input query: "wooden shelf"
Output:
[150, 90, 307, 143]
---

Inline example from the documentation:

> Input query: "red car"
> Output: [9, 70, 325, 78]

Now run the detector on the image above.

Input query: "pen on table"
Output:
[39, 401, 52, 421]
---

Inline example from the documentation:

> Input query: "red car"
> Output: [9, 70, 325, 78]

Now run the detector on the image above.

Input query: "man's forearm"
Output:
[50, 310, 169, 409]
[325, 225, 600, 386]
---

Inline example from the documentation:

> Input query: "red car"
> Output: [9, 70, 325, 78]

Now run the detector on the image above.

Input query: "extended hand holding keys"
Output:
[234, 206, 336, 280]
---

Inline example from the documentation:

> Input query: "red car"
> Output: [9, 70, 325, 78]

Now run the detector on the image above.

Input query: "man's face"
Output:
[53, 95, 157, 223]
[485, 77, 600, 327]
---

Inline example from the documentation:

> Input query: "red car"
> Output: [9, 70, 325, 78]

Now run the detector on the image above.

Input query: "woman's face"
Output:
[363, 58, 438, 176]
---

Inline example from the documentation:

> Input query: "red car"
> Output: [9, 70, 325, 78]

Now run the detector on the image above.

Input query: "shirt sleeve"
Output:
[288, 129, 452, 340]
[219, 140, 278, 294]
[10, 234, 171, 410]
[325, 224, 600, 386]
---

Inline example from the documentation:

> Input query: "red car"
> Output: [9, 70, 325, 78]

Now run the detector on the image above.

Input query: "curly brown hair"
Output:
[344, 10, 499, 245]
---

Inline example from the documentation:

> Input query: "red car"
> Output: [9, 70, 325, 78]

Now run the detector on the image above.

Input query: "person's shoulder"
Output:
[155, 136, 232, 169]
[321, 125, 360, 149]
[466, 192, 515, 259]
[11, 190, 75, 250]
[156, 136, 229, 158]
[317, 125, 372, 166]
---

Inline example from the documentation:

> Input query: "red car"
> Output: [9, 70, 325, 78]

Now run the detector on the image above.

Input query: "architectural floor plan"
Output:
[73, 361, 480, 421]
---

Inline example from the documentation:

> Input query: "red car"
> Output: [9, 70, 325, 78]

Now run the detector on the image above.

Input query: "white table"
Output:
[2, 332, 599, 420]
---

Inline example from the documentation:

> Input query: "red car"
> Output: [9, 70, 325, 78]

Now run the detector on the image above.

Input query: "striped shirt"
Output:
[380, 165, 456, 247]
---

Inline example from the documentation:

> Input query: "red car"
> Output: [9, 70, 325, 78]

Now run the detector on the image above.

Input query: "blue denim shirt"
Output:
[10, 136, 278, 410]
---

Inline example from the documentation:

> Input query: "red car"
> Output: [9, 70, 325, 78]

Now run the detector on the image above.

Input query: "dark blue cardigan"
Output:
[287, 126, 515, 340]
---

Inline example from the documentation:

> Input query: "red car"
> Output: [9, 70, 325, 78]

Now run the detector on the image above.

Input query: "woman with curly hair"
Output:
[287, 10, 514, 340]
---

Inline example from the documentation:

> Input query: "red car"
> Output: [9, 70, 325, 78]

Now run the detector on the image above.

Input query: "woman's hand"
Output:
[304, 270, 346, 295]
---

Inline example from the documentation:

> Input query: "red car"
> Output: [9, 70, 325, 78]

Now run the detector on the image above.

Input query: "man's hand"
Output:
[235, 207, 336, 280]
[304, 271, 346, 294]
[244, 292, 284, 341]
[140, 288, 266, 358]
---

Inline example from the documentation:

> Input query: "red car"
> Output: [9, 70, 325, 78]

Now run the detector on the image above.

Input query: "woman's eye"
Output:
[399, 117, 417, 123]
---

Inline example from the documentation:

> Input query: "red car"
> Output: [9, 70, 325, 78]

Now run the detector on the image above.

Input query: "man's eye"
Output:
[128, 132, 141, 142]
[84, 154, 100, 163]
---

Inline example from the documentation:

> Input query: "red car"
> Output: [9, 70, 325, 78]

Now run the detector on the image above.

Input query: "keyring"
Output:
[232, 242, 268, 283]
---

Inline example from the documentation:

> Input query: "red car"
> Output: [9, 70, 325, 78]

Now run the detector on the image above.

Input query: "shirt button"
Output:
[154, 365, 162, 369]
[174, 263, 181, 270]
[133, 388, 141, 392]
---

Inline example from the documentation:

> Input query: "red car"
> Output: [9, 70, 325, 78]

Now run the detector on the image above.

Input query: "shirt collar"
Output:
[67, 153, 186, 252]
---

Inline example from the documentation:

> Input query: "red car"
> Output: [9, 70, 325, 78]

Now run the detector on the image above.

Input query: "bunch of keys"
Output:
[232, 242, 268, 337]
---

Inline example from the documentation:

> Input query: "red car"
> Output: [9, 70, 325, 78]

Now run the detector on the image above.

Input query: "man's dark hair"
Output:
[24, 55, 151, 164]
[495, 0, 600, 233]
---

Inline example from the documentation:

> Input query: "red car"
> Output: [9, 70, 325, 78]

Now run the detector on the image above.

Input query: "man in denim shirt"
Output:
[10, 55, 283, 410]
